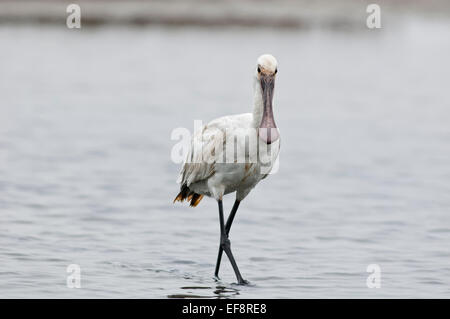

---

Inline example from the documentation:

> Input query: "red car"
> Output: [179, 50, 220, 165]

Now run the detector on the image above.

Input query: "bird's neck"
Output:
[252, 79, 264, 128]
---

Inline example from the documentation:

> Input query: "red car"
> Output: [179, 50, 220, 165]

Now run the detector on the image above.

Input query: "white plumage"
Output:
[175, 54, 280, 206]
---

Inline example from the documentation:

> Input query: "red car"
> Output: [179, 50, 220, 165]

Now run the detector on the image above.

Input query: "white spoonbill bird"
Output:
[174, 54, 281, 284]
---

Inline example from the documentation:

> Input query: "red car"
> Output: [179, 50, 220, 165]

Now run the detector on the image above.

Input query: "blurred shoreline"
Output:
[0, 0, 449, 29]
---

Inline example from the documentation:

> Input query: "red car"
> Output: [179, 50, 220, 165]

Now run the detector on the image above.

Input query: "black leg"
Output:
[214, 200, 247, 285]
[214, 200, 240, 277]
[225, 200, 240, 235]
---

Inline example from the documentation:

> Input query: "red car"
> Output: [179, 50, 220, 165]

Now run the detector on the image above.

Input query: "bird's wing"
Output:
[177, 114, 252, 187]
[177, 121, 223, 187]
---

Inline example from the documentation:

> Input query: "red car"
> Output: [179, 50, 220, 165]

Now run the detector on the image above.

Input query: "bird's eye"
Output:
[257, 66, 261, 73]
[274, 68, 278, 74]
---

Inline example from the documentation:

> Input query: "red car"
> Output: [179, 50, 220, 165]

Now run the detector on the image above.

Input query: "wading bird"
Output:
[174, 54, 280, 284]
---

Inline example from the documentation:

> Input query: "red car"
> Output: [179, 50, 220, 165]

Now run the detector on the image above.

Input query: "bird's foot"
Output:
[237, 278, 250, 285]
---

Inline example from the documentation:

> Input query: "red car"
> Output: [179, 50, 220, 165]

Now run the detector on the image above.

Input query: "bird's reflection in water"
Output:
[213, 285, 241, 298]
[167, 285, 240, 299]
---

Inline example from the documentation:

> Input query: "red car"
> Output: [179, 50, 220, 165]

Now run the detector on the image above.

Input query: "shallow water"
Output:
[1, 19, 450, 298]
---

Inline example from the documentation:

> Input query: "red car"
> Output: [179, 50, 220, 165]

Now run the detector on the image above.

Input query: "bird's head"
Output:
[256, 54, 278, 78]
[255, 54, 279, 144]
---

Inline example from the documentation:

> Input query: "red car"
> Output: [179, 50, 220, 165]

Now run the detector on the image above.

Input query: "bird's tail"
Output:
[173, 184, 204, 207]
